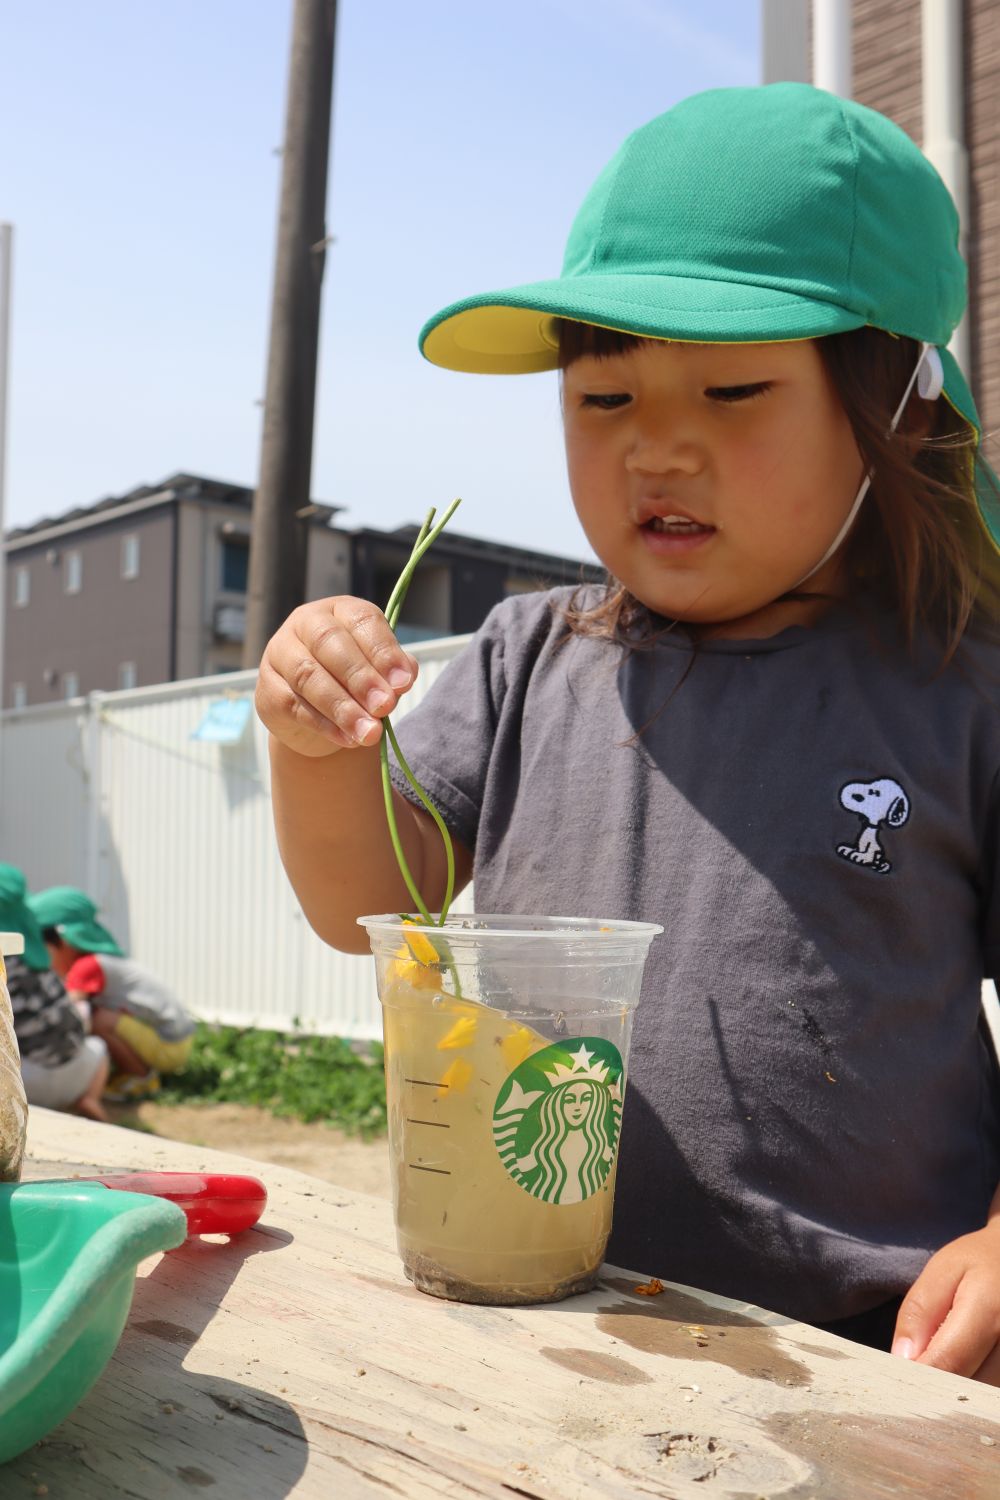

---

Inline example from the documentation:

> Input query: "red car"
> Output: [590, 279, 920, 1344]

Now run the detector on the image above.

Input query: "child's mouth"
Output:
[640, 515, 716, 553]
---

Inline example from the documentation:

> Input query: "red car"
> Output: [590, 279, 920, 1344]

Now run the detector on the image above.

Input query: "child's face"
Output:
[562, 337, 864, 635]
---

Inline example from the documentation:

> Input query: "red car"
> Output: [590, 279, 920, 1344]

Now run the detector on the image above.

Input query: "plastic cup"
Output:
[359, 913, 662, 1306]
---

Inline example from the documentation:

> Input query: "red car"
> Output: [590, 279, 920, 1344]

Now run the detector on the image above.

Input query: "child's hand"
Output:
[255, 597, 419, 758]
[892, 1221, 1000, 1384]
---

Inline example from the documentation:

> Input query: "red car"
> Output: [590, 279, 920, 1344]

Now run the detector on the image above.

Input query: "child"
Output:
[28, 885, 195, 1101]
[254, 84, 1000, 1382]
[0, 865, 110, 1121]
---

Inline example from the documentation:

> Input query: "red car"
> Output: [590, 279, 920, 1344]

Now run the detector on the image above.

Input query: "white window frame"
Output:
[11, 683, 26, 709]
[13, 566, 29, 607]
[121, 533, 140, 580]
[63, 671, 79, 700]
[118, 661, 138, 691]
[65, 550, 83, 594]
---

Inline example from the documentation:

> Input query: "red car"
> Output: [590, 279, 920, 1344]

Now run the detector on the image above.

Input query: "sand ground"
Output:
[105, 1100, 392, 1198]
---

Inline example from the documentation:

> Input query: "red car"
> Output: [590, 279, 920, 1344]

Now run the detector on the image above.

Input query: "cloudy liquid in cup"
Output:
[381, 975, 628, 1304]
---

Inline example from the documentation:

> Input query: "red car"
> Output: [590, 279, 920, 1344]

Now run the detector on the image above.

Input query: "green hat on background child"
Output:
[420, 81, 1000, 551]
[0, 865, 53, 971]
[26, 886, 125, 958]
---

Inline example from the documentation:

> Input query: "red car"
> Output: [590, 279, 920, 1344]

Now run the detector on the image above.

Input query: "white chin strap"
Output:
[792, 340, 945, 589]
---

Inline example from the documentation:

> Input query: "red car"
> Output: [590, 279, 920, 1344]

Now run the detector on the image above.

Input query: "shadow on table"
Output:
[39, 1220, 308, 1498]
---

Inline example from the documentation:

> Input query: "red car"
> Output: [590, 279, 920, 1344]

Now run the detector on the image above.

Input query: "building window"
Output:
[118, 661, 138, 690]
[122, 533, 140, 579]
[13, 566, 29, 607]
[65, 550, 83, 594]
[220, 537, 249, 593]
[11, 683, 26, 709]
[63, 671, 79, 700]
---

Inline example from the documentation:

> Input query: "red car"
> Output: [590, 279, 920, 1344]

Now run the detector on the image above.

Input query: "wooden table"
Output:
[6, 1109, 1000, 1498]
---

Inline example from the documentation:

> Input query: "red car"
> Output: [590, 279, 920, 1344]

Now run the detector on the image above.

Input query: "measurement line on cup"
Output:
[407, 1164, 452, 1175]
[406, 1118, 450, 1128]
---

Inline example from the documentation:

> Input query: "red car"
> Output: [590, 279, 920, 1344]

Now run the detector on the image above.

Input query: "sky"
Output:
[0, 0, 759, 564]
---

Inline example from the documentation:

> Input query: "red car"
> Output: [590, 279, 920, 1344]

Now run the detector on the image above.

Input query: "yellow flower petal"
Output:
[388, 957, 441, 991]
[500, 1026, 537, 1070]
[437, 1013, 478, 1050]
[402, 920, 440, 966]
[437, 1057, 473, 1095]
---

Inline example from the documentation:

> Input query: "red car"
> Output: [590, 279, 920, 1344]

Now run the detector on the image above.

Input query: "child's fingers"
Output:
[305, 598, 418, 711]
[914, 1281, 1000, 1378]
[894, 1239, 1000, 1378]
[256, 598, 417, 752]
[892, 1250, 962, 1362]
[255, 658, 362, 754]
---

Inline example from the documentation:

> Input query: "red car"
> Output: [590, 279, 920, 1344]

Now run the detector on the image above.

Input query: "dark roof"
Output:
[351, 522, 602, 576]
[6, 471, 343, 543]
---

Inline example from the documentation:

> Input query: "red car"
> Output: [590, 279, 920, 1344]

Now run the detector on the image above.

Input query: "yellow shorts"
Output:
[114, 1014, 193, 1074]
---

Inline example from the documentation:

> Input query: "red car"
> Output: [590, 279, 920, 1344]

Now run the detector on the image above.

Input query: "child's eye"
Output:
[706, 382, 773, 403]
[580, 392, 632, 410]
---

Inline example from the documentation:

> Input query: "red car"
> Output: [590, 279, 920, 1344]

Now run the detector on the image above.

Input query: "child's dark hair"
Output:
[40, 926, 62, 947]
[556, 319, 1000, 663]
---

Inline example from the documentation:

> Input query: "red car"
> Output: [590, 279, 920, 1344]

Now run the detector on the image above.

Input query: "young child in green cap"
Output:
[254, 84, 1000, 1382]
[0, 865, 110, 1122]
[28, 885, 195, 1101]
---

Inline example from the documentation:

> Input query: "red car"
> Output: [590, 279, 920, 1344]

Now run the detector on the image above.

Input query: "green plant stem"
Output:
[384, 718, 455, 919]
[378, 499, 462, 932]
[379, 743, 433, 922]
[385, 499, 461, 628]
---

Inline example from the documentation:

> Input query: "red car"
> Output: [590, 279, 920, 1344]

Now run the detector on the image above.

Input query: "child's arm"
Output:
[257, 597, 473, 954]
[891, 1180, 1000, 1384]
[66, 991, 92, 1031]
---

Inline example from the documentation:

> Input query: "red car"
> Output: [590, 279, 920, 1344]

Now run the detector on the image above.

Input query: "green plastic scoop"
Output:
[0, 1180, 186, 1465]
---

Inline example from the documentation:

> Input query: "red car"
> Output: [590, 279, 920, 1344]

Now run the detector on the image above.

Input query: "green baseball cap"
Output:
[0, 864, 52, 971]
[27, 885, 124, 957]
[420, 82, 999, 550]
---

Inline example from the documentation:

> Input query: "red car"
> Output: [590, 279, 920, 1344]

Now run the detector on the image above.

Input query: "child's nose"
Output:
[624, 429, 703, 477]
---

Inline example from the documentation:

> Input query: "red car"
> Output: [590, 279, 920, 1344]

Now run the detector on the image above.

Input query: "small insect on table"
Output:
[9, 1109, 1000, 1499]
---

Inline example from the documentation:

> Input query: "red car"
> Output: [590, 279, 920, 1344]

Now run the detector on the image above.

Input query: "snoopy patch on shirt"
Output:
[835, 777, 910, 874]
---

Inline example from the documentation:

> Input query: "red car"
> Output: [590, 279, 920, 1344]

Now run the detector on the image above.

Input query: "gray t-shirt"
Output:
[390, 586, 1000, 1324]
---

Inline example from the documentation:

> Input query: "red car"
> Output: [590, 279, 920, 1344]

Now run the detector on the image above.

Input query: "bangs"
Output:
[555, 318, 650, 367]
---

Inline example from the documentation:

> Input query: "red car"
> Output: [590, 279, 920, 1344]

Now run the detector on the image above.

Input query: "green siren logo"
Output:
[493, 1038, 624, 1205]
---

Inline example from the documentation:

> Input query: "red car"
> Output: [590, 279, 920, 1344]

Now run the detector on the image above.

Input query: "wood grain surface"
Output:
[4, 1109, 999, 1498]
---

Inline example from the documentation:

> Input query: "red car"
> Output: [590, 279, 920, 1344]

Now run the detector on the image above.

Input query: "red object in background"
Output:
[83, 1172, 267, 1236]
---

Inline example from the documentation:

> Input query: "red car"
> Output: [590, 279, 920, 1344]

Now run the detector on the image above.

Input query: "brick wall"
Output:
[852, 0, 922, 143]
[967, 0, 1000, 465]
[849, 0, 999, 467]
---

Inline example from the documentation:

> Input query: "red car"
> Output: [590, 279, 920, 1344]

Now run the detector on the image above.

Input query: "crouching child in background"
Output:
[29, 886, 195, 1102]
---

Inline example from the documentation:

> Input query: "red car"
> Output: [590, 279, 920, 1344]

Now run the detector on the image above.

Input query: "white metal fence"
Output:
[0, 635, 471, 1038]
[5, 637, 999, 1050]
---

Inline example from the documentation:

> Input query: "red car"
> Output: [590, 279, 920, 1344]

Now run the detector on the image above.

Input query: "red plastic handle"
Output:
[86, 1171, 267, 1236]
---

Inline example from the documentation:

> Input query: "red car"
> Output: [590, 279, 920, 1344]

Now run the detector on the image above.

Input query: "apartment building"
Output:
[2, 471, 602, 707]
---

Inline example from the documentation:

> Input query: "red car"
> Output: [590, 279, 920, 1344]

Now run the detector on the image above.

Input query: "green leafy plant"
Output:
[158, 1023, 387, 1138]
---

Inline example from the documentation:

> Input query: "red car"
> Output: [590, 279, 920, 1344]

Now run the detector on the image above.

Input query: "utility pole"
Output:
[243, 0, 337, 667]
[0, 224, 12, 732]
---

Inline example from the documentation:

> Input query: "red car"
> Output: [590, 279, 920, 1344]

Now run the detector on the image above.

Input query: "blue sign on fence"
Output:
[190, 697, 253, 744]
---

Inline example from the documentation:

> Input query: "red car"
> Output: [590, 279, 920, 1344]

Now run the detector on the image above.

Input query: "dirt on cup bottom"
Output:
[382, 975, 626, 1306]
[400, 1248, 605, 1306]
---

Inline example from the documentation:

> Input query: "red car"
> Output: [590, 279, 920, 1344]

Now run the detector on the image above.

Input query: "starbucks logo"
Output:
[492, 1038, 624, 1205]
